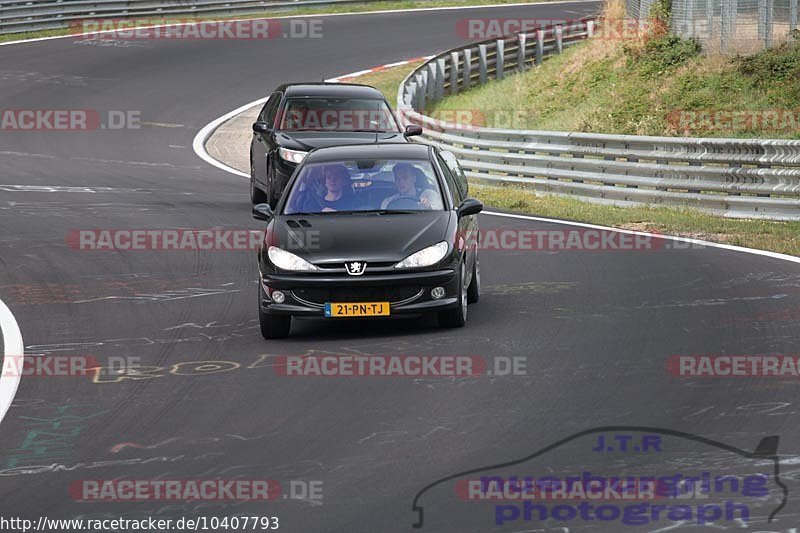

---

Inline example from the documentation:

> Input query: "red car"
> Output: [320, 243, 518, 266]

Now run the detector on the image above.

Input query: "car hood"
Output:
[277, 131, 406, 151]
[270, 211, 452, 265]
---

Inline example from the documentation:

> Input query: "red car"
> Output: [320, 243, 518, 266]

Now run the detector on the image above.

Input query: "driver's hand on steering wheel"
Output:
[418, 196, 432, 208]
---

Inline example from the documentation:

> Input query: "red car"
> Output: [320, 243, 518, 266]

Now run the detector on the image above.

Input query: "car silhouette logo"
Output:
[410, 425, 787, 529]
[345, 261, 367, 276]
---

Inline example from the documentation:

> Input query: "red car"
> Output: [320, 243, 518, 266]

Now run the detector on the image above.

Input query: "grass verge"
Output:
[429, 30, 800, 139]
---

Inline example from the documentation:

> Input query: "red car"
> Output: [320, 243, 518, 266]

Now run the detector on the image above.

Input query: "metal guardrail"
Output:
[396, 18, 800, 220]
[0, 0, 374, 35]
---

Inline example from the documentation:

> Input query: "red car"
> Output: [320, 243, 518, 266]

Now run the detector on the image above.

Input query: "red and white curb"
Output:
[325, 56, 433, 83]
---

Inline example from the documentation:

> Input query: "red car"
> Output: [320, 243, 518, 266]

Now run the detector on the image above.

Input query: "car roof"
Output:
[304, 143, 431, 163]
[276, 83, 386, 99]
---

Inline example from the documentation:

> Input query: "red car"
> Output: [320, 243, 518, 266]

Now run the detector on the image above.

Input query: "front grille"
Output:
[315, 261, 397, 271]
[291, 286, 423, 306]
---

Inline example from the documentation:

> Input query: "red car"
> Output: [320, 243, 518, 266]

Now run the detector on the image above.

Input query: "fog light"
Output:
[431, 286, 446, 300]
[272, 290, 286, 304]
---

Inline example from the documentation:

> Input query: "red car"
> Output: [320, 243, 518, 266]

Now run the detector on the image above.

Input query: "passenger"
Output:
[320, 164, 356, 212]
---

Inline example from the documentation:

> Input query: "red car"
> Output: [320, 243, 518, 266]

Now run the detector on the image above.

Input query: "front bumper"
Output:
[259, 268, 458, 317]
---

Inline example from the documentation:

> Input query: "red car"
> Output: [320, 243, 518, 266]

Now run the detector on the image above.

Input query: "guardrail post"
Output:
[426, 63, 436, 103]
[555, 25, 563, 54]
[517, 33, 527, 70]
[462, 48, 472, 90]
[496, 39, 505, 79]
[535, 29, 544, 65]
[478, 44, 488, 84]
[792, 0, 798, 30]
[586, 20, 595, 37]
[449, 51, 459, 95]
[435, 57, 446, 101]
[416, 72, 427, 112]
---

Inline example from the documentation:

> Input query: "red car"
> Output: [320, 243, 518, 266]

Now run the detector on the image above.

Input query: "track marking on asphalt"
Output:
[0, 1, 599, 47]
[0, 185, 145, 193]
[0, 296, 24, 427]
[140, 121, 184, 128]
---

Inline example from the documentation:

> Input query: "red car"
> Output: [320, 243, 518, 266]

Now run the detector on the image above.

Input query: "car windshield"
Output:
[279, 97, 398, 132]
[283, 159, 446, 215]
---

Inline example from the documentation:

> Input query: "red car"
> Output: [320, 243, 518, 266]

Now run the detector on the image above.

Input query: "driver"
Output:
[381, 163, 442, 210]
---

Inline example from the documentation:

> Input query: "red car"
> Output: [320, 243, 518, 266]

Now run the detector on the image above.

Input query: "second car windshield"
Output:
[279, 98, 398, 132]
[283, 159, 446, 215]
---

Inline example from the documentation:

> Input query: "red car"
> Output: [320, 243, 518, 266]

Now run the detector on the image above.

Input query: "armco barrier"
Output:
[0, 0, 375, 35]
[396, 18, 800, 220]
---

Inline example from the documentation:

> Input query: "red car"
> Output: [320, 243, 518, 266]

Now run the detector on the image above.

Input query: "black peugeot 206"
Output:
[252, 143, 482, 339]
[250, 82, 421, 207]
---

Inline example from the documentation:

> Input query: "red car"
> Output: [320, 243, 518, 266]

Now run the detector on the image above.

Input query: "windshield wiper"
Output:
[373, 209, 417, 215]
[342, 129, 390, 133]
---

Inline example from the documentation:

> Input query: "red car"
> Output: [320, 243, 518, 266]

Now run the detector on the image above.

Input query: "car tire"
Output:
[259, 310, 291, 339]
[467, 252, 480, 304]
[438, 261, 467, 328]
[250, 159, 268, 205]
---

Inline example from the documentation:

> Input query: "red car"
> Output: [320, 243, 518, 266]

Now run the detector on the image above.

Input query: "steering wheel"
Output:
[385, 196, 421, 210]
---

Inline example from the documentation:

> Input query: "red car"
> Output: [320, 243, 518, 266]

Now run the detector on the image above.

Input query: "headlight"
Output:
[268, 246, 318, 271]
[278, 147, 307, 164]
[394, 241, 449, 269]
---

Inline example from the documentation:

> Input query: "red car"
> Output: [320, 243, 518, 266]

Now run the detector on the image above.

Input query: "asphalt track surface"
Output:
[2, 2, 800, 532]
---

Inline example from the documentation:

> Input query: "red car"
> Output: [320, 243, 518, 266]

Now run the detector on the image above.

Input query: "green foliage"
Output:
[625, 35, 701, 74]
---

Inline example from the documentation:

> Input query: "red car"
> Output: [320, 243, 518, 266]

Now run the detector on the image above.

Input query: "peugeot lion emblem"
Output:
[345, 261, 367, 276]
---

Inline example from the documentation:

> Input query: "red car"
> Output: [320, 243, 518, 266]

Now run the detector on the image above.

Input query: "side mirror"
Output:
[252, 203, 274, 221]
[457, 198, 483, 218]
[404, 124, 423, 137]
[252, 121, 271, 134]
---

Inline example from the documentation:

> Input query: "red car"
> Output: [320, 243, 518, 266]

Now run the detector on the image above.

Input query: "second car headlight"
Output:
[268, 246, 318, 271]
[278, 147, 307, 164]
[394, 241, 449, 269]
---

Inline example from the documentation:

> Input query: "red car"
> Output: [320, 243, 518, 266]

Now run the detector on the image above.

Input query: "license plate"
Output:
[324, 302, 390, 317]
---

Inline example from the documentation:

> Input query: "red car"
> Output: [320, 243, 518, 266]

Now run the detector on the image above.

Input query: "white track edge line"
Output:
[0, 297, 24, 426]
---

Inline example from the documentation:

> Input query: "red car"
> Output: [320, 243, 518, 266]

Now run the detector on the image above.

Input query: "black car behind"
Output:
[250, 82, 421, 207]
